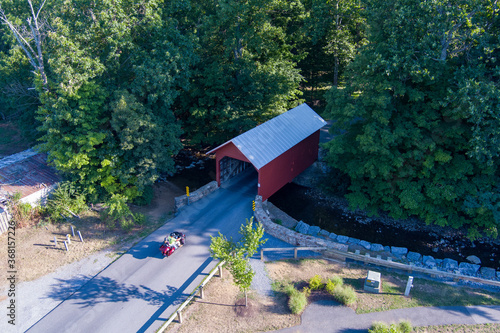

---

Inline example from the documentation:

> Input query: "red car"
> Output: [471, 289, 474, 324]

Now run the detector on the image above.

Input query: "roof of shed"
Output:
[0, 149, 61, 202]
[208, 103, 326, 170]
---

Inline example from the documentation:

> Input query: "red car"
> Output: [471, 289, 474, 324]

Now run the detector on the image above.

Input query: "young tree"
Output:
[210, 217, 267, 306]
[324, 0, 500, 239]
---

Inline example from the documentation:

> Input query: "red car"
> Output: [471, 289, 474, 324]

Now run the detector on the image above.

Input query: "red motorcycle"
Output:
[160, 231, 186, 257]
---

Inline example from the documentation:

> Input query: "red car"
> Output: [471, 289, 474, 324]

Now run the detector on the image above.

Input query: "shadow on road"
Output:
[136, 256, 214, 333]
[46, 275, 177, 308]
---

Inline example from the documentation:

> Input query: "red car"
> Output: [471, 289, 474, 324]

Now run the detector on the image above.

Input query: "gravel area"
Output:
[1, 248, 121, 333]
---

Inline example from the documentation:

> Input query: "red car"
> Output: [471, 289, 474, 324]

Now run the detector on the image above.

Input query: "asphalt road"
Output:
[26, 169, 258, 333]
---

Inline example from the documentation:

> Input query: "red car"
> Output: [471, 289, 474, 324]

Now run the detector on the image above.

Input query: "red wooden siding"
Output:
[257, 131, 320, 201]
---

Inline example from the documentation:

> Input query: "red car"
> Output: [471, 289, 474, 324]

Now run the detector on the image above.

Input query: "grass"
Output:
[345, 270, 500, 314]
[413, 323, 500, 333]
[269, 259, 500, 315]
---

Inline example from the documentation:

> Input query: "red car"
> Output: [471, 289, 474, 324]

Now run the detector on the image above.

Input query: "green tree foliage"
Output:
[34, 0, 195, 202]
[46, 181, 87, 221]
[324, 0, 500, 238]
[178, 0, 303, 146]
[304, 0, 366, 87]
[209, 217, 267, 306]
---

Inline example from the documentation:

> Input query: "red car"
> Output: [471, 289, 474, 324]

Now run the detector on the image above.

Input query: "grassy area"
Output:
[267, 259, 500, 314]
[166, 258, 500, 333]
[414, 323, 500, 333]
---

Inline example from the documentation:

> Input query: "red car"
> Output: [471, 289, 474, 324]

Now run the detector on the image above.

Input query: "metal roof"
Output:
[208, 103, 326, 170]
[0, 150, 61, 202]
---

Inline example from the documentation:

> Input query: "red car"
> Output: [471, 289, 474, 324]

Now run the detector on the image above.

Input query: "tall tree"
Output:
[305, 0, 366, 87]
[324, 0, 500, 239]
[177, 0, 303, 146]
[36, 0, 196, 201]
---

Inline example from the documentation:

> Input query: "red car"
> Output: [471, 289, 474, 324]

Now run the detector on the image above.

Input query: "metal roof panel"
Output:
[225, 104, 326, 169]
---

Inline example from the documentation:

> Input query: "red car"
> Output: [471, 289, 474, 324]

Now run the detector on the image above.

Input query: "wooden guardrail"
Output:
[324, 248, 500, 288]
[260, 247, 327, 261]
[157, 260, 226, 333]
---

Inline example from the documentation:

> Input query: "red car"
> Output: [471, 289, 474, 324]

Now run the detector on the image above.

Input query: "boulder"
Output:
[328, 233, 338, 241]
[466, 255, 481, 265]
[441, 258, 458, 271]
[423, 256, 437, 269]
[371, 244, 384, 252]
[307, 226, 321, 236]
[359, 240, 371, 250]
[480, 267, 496, 280]
[319, 229, 330, 237]
[458, 262, 480, 276]
[295, 221, 310, 234]
[391, 246, 408, 258]
[348, 237, 360, 244]
[337, 235, 349, 244]
[407, 251, 422, 263]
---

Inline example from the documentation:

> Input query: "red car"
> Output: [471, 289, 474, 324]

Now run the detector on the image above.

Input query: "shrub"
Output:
[309, 275, 324, 290]
[283, 283, 297, 296]
[332, 285, 357, 306]
[325, 276, 344, 294]
[101, 194, 135, 231]
[369, 321, 412, 333]
[133, 185, 154, 206]
[46, 182, 87, 221]
[7, 194, 42, 228]
[288, 288, 308, 314]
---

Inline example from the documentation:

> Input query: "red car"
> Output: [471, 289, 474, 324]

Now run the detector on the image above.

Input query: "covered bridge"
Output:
[208, 103, 326, 201]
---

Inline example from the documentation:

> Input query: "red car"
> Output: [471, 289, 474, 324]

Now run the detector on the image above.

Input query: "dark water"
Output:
[269, 183, 500, 271]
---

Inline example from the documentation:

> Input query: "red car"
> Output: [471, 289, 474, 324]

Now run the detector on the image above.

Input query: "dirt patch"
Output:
[0, 181, 183, 295]
[165, 267, 299, 333]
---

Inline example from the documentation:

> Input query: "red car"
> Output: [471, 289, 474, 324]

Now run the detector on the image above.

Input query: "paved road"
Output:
[26, 169, 258, 333]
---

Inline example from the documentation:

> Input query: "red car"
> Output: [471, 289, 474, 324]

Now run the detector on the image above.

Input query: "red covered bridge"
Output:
[208, 103, 326, 201]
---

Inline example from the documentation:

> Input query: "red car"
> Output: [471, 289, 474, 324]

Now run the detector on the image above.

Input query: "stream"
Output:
[269, 183, 500, 271]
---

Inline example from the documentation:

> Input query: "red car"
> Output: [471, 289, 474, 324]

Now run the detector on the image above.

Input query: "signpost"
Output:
[186, 186, 190, 205]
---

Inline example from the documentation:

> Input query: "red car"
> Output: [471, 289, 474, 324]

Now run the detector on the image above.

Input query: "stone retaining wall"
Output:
[255, 195, 500, 282]
[253, 195, 348, 252]
[174, 181, 219, 212]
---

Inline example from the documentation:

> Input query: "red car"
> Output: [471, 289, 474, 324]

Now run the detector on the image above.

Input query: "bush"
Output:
[46, 182, 87, 221]
[369, 321, 412, 333]
[7, 193, 42, 228]
[309, 275, 324, 290]
[288, 288, 308, 314]
[331, 285, 357, 306]
[101, 194, 135, 231]
[325, 276, 344, 294]
[132, 185, 154, 206]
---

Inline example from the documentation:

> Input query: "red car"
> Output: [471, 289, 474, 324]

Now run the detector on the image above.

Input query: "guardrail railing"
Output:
[157, 260, 226, 333]
[260, 246, 327, 261]
[325, 248, 500, 288]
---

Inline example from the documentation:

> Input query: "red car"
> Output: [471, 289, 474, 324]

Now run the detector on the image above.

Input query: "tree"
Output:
[210, 217, 267, 306]
[35, 0, 195, 202]
[324, 0, 500, 239]
[304, 0, 366, 87]
[0, 0, 49, 89]
[177, 0, 303, 146]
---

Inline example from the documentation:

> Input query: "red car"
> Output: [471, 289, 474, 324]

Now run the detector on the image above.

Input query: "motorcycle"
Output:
[160, 231, 186, 257]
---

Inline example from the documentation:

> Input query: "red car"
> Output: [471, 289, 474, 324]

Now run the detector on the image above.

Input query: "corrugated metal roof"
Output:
[209, 104, 326, 170]
[0, 150, 61, 202]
